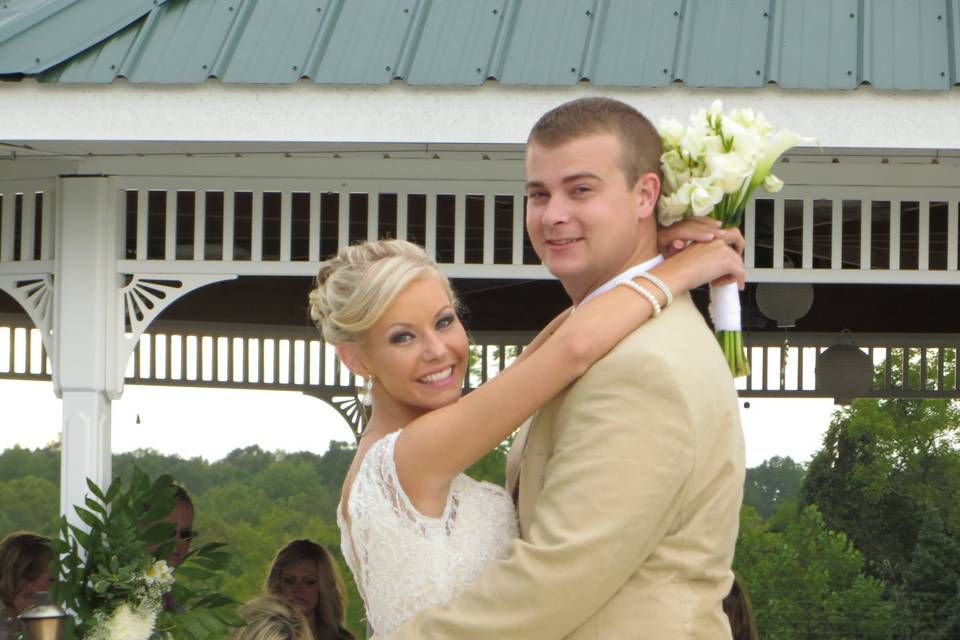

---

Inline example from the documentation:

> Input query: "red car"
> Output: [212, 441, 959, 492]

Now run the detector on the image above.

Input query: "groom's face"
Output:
[525, 132, 659, 304]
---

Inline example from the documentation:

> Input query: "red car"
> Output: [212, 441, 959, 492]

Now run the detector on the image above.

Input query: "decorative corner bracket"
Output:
[110, 273, 239, 397]
[0, 274, 55, 360]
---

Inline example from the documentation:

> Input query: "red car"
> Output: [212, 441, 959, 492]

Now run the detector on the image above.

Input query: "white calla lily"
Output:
[762, 174, 784, 193]
[689, 179, 724, 217]
[659, 119, 685, 150]
[706, 151, 754, 195]
[752, 129, 819, 187]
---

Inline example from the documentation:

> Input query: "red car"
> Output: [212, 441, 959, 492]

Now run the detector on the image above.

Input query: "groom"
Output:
[390, 97, 745, 639]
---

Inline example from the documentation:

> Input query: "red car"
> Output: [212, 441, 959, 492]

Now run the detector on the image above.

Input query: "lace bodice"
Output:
[338, 431, 518, 638]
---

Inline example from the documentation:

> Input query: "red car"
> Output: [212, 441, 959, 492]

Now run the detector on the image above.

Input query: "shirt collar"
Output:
[577, 254, 665, 309]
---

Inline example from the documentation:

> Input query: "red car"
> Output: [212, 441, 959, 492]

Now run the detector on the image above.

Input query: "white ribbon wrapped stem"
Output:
[708, 282, 742, 332]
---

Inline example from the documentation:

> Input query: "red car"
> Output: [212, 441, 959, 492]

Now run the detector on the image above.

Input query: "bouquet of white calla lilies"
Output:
[658, 100, 817, 377]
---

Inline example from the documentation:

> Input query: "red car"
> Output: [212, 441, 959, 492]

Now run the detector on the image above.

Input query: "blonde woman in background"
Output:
[265, 540, 355, 640]
[233, 595, 311, 640]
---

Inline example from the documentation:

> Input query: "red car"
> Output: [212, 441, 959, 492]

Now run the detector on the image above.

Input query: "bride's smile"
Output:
[417, 365, 455, 386]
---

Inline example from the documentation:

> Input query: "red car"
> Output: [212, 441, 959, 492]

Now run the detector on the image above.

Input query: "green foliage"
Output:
[892, 510, 960, 638]
[0, 475, 59, 536]
[742, 455, 805, 519]
[464, 439, 510, 487]
[49, 470, 240, 640]
[734, 502, 892, 639]
[802, 395, 960, 584]
[0, 443, 60, 484]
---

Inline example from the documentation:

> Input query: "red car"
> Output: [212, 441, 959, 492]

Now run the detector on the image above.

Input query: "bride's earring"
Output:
[359, 376, 374, 407]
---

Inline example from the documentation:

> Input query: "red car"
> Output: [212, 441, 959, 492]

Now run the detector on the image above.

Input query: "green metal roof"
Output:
[0, 0, 957, 90]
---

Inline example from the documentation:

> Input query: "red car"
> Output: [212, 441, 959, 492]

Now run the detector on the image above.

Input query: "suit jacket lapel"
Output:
[506, 414, 535, 496]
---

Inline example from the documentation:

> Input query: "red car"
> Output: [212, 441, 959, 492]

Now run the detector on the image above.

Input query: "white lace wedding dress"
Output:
[338, 431, 519, 638]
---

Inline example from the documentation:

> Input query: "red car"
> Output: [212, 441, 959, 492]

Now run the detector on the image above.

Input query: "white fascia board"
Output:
[1, 79, 958, 150]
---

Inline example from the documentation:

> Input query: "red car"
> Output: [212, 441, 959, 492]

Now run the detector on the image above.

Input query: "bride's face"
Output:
[351, 276, 469, 418]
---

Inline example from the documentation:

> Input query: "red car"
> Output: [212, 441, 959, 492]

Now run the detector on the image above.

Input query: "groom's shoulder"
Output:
[591, 293, 726, 376]
[619, 293, 714, 350]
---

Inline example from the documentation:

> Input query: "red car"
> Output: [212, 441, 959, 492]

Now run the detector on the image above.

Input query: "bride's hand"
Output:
[649, 235, 746, 297]
[658, 217, 745, 258]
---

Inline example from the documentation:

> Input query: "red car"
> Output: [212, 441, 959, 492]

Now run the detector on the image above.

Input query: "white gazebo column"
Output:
[53, 175, 118, 525]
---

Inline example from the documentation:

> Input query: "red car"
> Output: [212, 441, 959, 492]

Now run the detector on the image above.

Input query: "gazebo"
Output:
[1, 0, 959, 526]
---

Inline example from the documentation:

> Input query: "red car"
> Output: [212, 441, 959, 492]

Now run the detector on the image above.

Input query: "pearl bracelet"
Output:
[637, 271, 673, 307]
[615, 279, 661, 317]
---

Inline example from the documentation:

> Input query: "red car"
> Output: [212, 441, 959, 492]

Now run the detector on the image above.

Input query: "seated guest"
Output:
[143, 484, 195, 613]
[165, 485, 196, 568]
[265, 540, 354, 640]
[0, 532, 53, 639]
[145, 484, 196, 568]
[232, 595, 311, 640]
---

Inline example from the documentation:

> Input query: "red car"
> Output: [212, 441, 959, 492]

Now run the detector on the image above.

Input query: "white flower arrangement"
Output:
[658, 100, 816, 376]
[88, 602, 158, 640]
[51, 471, 242, 640]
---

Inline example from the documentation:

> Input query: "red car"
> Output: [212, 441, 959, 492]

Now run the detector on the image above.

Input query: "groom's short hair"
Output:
[527, 97, 662, 189]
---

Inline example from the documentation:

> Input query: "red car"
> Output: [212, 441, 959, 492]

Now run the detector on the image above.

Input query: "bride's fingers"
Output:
[716, 228, 746, 256]
[658, 218, 723, 256]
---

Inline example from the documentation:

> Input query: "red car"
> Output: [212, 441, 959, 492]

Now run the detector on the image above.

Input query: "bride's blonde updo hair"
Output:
[308, 239, 459, 345]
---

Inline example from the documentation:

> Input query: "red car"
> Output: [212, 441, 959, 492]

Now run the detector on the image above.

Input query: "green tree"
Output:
[465, 439, 510, 487]
[0, 475, 59, 537]
[114, 449, 214, 495]
[735, 503, 892, 639]
[893, 510, 960, 638]
[743, 455, 805, 519]
[0, 443, 60, 484]
[802, 395, 960, 584]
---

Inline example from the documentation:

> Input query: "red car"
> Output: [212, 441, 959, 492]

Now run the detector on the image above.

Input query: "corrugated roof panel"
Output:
[863, 0, 951, 90]
[586, 0, 682, 87]
[405, 0, 507, 85]
[3, 0, 959, 90]
[675, 0, 771, 88]
[310, 0, 419, 84]
[120, 0, 242, 83]
[0, 0, 162, 74]
[40, 18, 142, 83]
[497, 0, 595, 85]
[221, 0, 330, 83]
[0, 0, 72, 34]
[769, 0, 858, 89]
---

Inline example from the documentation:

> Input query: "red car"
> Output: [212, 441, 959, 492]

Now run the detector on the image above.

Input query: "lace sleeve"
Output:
[340, 432, 463, 635]
[348, 431, 456, 536]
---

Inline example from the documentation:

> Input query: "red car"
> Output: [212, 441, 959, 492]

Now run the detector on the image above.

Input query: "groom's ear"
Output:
[633, 171, 660, 221]
[335, 344, 371, 378]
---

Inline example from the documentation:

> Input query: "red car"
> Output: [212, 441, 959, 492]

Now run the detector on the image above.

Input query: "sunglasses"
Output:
[177, 528, 199, 541]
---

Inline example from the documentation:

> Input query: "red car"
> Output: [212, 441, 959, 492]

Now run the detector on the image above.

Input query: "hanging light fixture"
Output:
[815, 330, 874, 404]
[755, 258, 814, 328]
[756, 281, 814, 328]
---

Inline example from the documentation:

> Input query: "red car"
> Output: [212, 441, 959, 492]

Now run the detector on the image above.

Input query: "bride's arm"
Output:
[394, 236, 744, 501]
[511, 306, 572, 364]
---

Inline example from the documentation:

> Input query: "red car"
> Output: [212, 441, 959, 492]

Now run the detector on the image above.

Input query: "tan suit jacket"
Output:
[389, 294, 745, 639]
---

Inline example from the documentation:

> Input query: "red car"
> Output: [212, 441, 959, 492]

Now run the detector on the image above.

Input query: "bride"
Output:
[308, 227, 743, 637]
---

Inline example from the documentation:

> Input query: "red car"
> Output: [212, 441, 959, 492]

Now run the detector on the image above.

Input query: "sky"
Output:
[0, 378, 837, 468]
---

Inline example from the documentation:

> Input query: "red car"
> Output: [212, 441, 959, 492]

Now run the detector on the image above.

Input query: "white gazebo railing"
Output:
[3, 314, 957, 402]
[109, 172, 960, 284]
